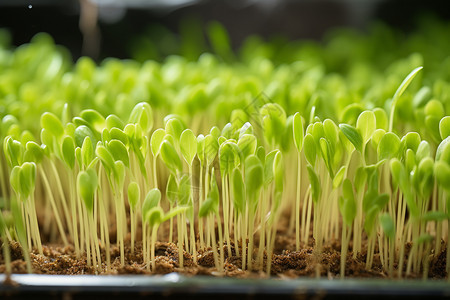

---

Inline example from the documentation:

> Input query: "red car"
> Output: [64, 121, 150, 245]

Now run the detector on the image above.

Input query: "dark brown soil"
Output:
[0, 233, 447, 279]
[0, 207, 447, 278]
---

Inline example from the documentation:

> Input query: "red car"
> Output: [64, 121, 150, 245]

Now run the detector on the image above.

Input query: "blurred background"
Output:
[1, 0, 450, 60]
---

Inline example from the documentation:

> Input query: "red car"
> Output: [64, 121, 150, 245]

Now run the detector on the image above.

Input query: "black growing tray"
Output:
[1, 273, 449, 300]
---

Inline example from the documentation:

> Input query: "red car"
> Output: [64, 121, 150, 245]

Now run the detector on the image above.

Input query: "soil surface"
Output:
[0, 227, 447, 279]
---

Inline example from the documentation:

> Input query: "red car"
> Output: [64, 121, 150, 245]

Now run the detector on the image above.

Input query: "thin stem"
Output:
[151, 225, 158, 272]
[69, 169, 80, 258]
[177, 212, 184, 268]
[216, 211, 224, 271]
[49, 160, 74, 241]
[295, 152, 301, 251]
[39, 168, 69, 246]
[198, 163, 204, 249]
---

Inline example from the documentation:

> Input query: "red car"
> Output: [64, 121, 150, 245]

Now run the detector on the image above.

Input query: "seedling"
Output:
[1, 22, 449, 281]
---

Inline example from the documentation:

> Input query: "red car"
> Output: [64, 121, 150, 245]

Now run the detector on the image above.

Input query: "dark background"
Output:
[1, 0, 450, 60]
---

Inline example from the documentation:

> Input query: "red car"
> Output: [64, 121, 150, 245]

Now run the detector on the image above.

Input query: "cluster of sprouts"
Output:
[0, 20, 450, 278]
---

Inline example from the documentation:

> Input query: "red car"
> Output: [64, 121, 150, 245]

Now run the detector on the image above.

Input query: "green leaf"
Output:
[378, 132, 400, 160]
[40, 128, 54, 154]
[416, 234, 434, 245]
[127, 181, 140, 210]
[75, 147, 82, 169]
[107, 139, 129, 168]
[393, 66, 424, 101]
[41, 112, 64, 138]
[166, 174, 179, 205]
[146, 207, 164, 227]
[339, 179, 356, 226]
[165, 118, 184, 146]
[20, 162, 36, 199]
[303, 133, 316, 167]
[379, 213, 395, 239]
[354, 166, 367, 194]
[204, 134, 218, 166]
[210, 126, 221, 140]
[23, 141, 42, 164]
[434, 161, 450, 193]
[4, 137, 23, 167]
[306, 165, 320, 203]
[96, 143, 115, 171]
[196, 134, 205, 164]
[221, 123, 233, 139]
[273, 151, 284, 209]
[77, 168, 98, 213]
[74, 125, 96, 148]
[389, 66, 423, 131]
[416, 140, 431, 162]
[142, 188, 161, 222]
[10, 166, 21, 199]
[413, 86, 432, 108]
[128, 102, 153, 133]
[237, 134, 257, 159]
[356, 110, 376, 145]
[373, 108, 388, 130]
[440, 116, 450, 140]
[113, 160, 126, 187]
[280, 115, 294, 153]
[150, 128, 165, 157]
[20, 131, 35, 145]
[200, 171, 220, 217]
[425, 99, 445, 118]
[178, 174, 191, 206]
[391, 159, 419, 218]
[218, 136, 226, 146]
[81, 136, 94, 169]
[319, 138, 334, 178]
[80, 109, 106, 133]
[160, 139, 183, 175]
[293, 112, 304, 153]
[332, 166, 347, 189]
[238, 122, 253, 138]
[219, 141, 240, 176]
[256, 145, 265, 164]
[244, 155, 264, 206]
[207, 21, 233, 61]
[264, 150, 278, 186]
[260, 103, 286, 146]
[339, 124, 362, 153]
[231, 109, 248, 131]
[341, 103, 364, 125]
[180, 129, 197, 167]
[323, 119, 338, 150]
[164, 206, 188, 222]
[422, 211, 449, 222]
[199, 198, 214, 218]
[311, 122, 325, 145]
[364, 206, 380, 237]
[402, 131, 421, 153]
[370, 129, 386, 150]
[436, 136, 450, 163]
[1, 115, 18, 136]
[417, 157, 434, 198]
[101, 128, 111, 143]
[405, 149, 416, 173]
[106, 114, 125, 130]
[61, 135, 75, 169]
[231, 168, 245, 215]
[425, 115, 442, 142]
[109, 127, 128, 145]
